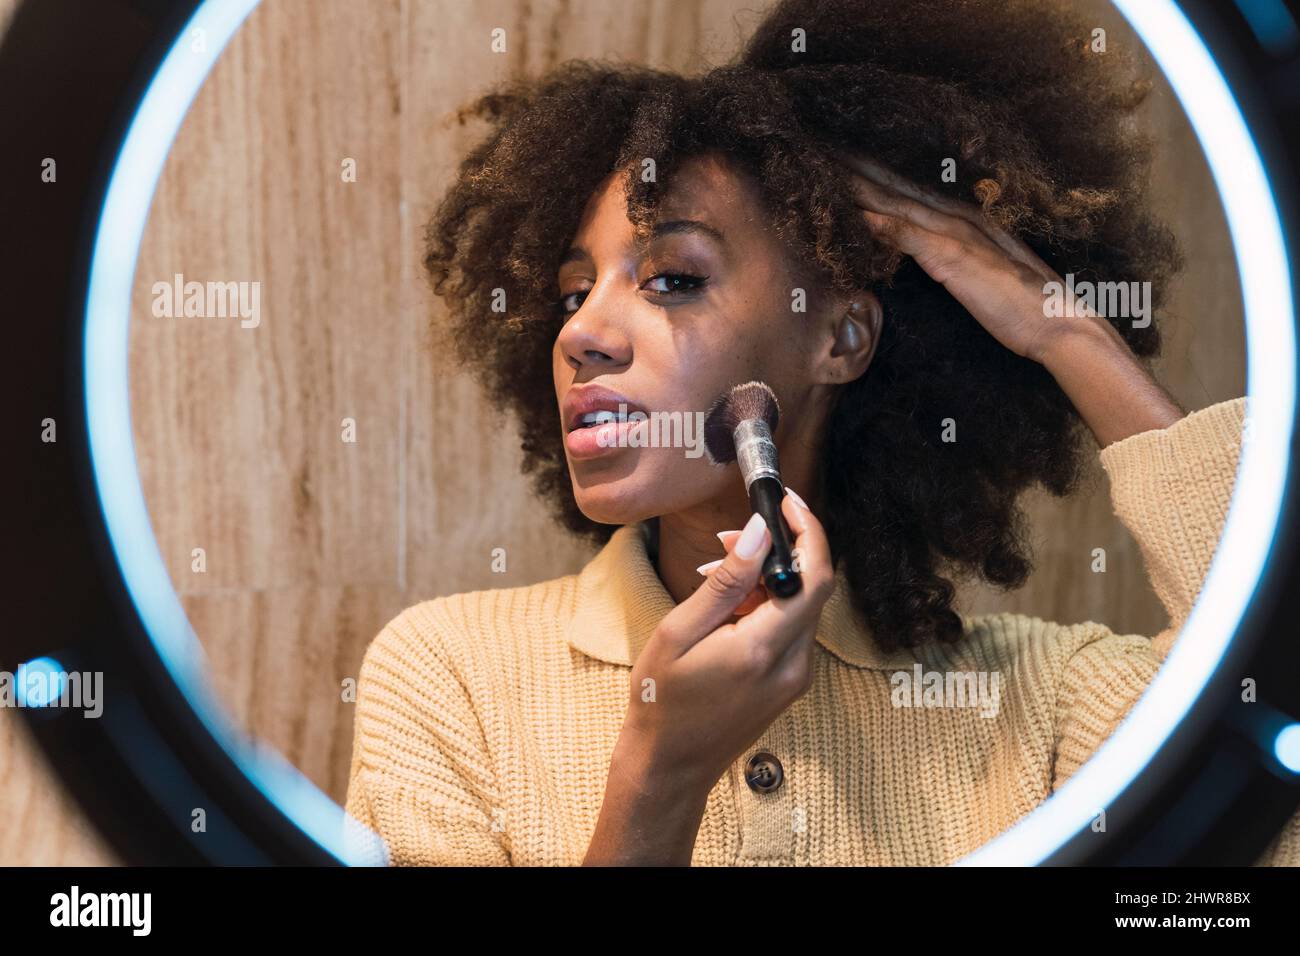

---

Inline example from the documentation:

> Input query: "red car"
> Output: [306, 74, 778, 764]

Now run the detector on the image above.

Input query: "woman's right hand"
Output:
[583, 490, 834, 865]
[621, 490, 835, 794]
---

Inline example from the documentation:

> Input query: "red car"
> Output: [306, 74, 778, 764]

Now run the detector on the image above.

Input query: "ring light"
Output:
[4, 0, 1297, 865]
[962, 0, 1299, 864]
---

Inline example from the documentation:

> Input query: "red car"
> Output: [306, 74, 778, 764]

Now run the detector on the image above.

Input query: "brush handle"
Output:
[748, 476, 801, 598]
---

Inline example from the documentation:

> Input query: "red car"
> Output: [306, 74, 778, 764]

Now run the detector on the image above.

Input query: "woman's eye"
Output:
[555, 273, 708, 315]
[558, 290, 587, 314]
[643, 272, 708, 296]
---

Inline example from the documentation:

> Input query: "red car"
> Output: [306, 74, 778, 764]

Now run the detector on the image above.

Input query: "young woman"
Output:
[344, 0, 1295, 865]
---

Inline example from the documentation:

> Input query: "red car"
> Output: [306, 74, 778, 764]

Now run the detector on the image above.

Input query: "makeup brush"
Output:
[703, 381, 802, 598]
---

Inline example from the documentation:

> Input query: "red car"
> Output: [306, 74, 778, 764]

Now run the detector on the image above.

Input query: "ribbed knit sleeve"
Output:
[1094, 396, 1247, 661]
[1053, 398, 1245, 793]
[1051, 630, 1160, 791]
[1049, 396, 1299, 865]
[344, 602, 510, 866]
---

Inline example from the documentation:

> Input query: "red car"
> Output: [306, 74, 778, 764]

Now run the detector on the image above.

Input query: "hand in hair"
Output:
[835, 149, 1086, 365]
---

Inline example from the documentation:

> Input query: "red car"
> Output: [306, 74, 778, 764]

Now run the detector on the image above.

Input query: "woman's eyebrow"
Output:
[559, 219, 726, 268]
[650, 219, 726, 243]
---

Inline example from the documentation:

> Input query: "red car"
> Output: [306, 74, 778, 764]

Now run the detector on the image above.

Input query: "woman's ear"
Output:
[818, 293, 882, 383]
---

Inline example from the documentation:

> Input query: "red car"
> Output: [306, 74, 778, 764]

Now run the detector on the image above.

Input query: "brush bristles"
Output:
[702, 380, 781, 465]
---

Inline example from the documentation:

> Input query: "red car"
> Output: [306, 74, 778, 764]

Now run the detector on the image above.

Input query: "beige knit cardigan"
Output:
[344, 396, 1298, 866]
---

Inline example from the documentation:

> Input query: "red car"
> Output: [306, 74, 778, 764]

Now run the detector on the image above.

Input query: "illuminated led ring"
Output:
[82, 0, 1296, 866]
[83, 0, 381, 866]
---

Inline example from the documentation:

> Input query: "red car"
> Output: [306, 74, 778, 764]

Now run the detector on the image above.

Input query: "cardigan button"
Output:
[744, 752, 783, 793]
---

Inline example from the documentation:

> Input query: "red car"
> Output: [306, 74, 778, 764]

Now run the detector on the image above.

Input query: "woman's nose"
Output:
[556, 294, 633, 371]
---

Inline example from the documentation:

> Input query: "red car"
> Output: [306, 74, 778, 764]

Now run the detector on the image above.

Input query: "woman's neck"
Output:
[650, 508, 746, 604]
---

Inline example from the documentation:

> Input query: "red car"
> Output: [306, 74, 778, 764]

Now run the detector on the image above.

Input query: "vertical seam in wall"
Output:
[396, 0, 409, 593]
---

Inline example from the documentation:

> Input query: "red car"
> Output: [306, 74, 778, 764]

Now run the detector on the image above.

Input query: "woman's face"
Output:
[552, 150, 856, 527]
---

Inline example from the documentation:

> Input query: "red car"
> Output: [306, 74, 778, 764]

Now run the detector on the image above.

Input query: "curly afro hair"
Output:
[422, 0, 1184, 652]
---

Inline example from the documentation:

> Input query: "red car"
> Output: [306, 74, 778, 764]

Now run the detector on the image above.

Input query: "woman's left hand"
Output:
[832, 149, 1187, 447]
[833, 149, 1091, 366]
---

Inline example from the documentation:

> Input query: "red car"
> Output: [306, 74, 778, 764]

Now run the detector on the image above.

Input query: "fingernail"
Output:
[696, 558, 723, 576]
[784, 486, 809, 511]
[735, 512, 768, 559]
[716, 529, 741, 543]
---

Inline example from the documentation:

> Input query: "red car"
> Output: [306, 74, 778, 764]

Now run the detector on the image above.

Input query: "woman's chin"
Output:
[572, 495, 653, 527]
[571, 478, 666, 527]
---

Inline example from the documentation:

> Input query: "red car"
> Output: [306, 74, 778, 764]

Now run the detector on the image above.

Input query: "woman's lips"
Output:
[564, 417, 649, 460]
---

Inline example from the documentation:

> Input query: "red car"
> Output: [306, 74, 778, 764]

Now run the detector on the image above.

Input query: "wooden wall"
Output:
[2, 0, 1243, 865]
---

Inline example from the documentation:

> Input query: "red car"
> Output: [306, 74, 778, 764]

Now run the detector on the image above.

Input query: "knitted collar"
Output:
[561, 521, 920, 670]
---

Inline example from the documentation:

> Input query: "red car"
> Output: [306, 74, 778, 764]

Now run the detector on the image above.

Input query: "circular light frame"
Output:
[962, 0, 1297, 864]
[79, 0, 1296, 866]
[81, 0, 381, 866]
